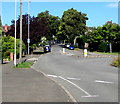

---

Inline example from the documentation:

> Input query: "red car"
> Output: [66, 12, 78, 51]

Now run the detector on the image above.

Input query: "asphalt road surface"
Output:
[32, 45, 118, 102]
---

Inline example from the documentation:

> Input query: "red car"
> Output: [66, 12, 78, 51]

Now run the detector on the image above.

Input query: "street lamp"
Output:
[27, 0, 30, 55]
[14, 0, 17, 66]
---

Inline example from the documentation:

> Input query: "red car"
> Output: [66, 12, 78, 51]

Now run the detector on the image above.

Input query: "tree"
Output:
[7, 14, 48, 48]
[58, 8, 88, 43]
[102, 23, 119, 52]
[83, 24, 120, 52]
[37, 10, 60, 40]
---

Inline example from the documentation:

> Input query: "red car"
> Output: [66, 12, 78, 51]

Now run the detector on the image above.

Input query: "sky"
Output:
[1, 2, 119, 27]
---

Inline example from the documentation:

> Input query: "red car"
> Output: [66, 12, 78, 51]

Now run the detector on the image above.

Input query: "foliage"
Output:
[37, 10, 60, 40]
[98, 42, 109, 52]
[83, 23, 120, 52]
[1, 36, 26, 59]
[57, 8, 88, 43]
[111, 57, 120, 67]
[40, 36, 48, 46]
[7, 14, 48, 46]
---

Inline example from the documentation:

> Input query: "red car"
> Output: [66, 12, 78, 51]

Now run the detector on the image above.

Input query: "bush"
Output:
[111, 57, 120, 67]
[2, 36, 26, 59]
[98, 42, 109, 52]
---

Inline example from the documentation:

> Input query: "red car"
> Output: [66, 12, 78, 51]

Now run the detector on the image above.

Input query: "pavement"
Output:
[2, 54, 72, 102]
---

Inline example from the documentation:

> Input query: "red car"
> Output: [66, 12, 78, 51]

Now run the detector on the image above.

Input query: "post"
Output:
[84, 43, 88, 57]
[109, 42, 112, 53]
[14, 0, 17, 66]
[63, 48, 65, 54]
[27, 0, 30, 55]
[84, 49, 87, 57]
[19, 0, 22, 63]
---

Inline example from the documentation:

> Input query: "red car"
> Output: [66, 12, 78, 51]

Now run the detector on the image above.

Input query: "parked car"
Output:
[44, 45, 51, 53]
[65, 43, 71, 48]
[68, 45, 74, 50]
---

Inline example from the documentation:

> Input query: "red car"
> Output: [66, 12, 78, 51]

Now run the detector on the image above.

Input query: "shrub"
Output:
[98, 42, 109, 52]
[2, 36, 26, 59]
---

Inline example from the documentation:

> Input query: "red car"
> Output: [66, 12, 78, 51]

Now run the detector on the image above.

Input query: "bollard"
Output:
[63, 48, 65, 54]
[84, 49, 87, 57]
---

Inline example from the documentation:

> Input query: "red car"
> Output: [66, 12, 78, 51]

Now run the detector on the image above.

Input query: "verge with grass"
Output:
[15, 62, 33, 68]
[111, 57, 120, 67]
[94, 52, 119, 55]
[74, 48, 81, 51]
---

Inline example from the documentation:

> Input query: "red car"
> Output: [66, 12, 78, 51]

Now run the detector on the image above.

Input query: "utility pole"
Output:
[19, 0, 22, 63]
[14, 0, 17, 66]
[27, 0, 30, 55]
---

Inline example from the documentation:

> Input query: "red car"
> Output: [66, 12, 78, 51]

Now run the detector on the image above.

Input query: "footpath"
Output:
[2, 55, 72, 102]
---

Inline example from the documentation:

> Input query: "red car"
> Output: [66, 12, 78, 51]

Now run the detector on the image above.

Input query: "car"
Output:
[44, 45, 51, 53]
[68, 45, 74, 50]
[65, 43, 71, 48]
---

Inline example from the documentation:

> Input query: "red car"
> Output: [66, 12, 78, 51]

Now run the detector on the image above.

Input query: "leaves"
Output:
[57, 8, 88, 43]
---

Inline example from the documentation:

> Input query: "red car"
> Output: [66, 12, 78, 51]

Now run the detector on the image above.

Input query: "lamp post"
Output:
[14, 0, 17, 66]
[27, 0, 30, 55]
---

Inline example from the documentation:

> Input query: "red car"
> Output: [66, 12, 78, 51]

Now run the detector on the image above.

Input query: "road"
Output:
[32, 45, 118, 102]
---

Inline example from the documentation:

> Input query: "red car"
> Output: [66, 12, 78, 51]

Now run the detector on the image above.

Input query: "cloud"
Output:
[106, 3, 118, 8]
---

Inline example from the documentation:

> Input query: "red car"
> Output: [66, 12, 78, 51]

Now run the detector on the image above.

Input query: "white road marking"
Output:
[47, 74, 58, 78]
[82, 95, 98, 98]
[59, 76, 97, 97]
[47, 74, 98, 97]
[67, 77, 81, 81]
[95, 80, 114, 84]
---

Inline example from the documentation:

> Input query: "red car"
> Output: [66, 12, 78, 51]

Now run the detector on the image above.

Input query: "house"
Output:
[2, 24, 11, 33]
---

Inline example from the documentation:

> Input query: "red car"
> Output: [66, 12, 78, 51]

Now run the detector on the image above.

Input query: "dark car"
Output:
[44, 45, 51, 53]
[68, 45, 74, 50]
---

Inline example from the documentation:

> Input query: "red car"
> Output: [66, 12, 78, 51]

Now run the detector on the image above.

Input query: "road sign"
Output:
[27, 39, 30, 43]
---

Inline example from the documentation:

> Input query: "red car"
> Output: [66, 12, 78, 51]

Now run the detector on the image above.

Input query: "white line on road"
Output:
[47, 74, 58, 78]
[59, 76, 97, 97]
[47, 74, 98, 97]
[95, 80, 114, 84]
[67, 77, 81, 81]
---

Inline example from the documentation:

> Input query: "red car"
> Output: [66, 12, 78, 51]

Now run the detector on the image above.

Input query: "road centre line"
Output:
[67, 77, 81, 80]
[95, 80, 114, 84]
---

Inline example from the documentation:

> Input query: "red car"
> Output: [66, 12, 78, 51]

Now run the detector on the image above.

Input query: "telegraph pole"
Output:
[19, 0, 22, 63]
[14, 0, 17, 66]
[27, 0, 30, 55]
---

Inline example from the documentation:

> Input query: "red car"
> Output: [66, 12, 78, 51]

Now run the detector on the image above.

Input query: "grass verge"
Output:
[94, 52, 120, 55]
[111, 57, 120, 67]
[74, 48, 81, 51]
[15, 62, 33, 68]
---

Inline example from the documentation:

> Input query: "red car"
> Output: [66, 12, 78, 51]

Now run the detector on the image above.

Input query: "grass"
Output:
[111, 57, 120, 67]
[15, 62, 33, 68]
[74, 48, 81, 51]
[94, 52, 120, 55]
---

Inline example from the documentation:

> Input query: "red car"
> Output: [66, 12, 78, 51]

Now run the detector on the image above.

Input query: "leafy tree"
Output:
[7, 14, 48, 47]
[37, 10, 60, 40]
[58, 8, 88, 43]
[83, 24, 120, 52]
[102, 23, 119, 52]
